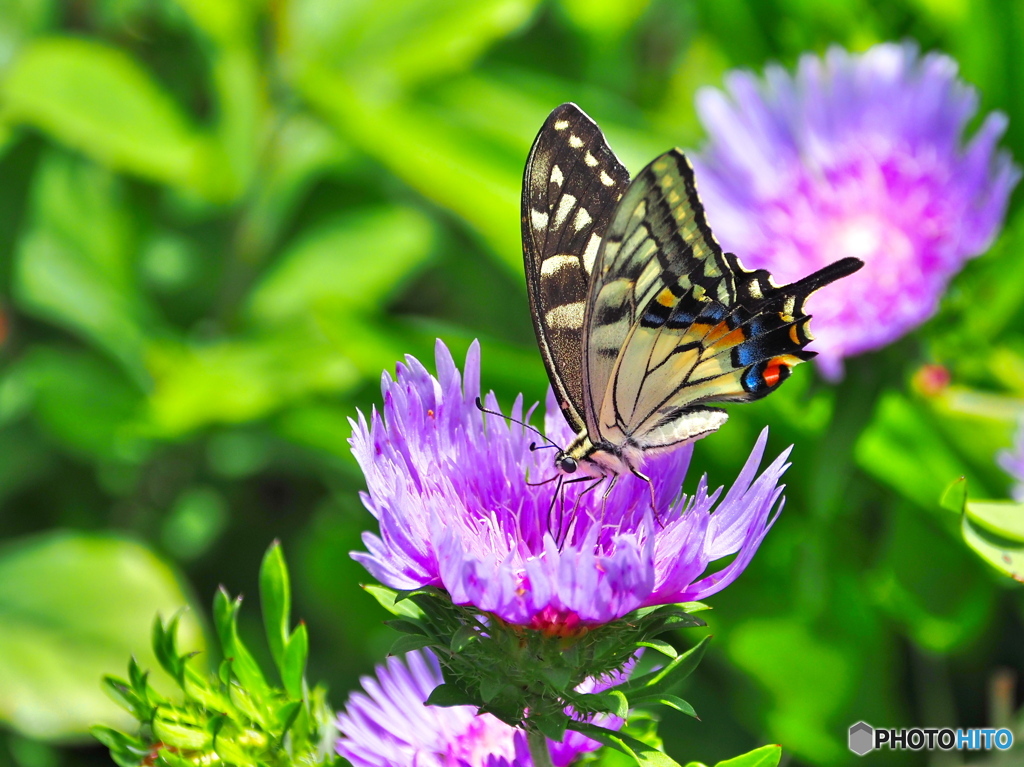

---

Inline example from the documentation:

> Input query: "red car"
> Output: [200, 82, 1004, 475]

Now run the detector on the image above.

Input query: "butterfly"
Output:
[522, 103, 863, 484]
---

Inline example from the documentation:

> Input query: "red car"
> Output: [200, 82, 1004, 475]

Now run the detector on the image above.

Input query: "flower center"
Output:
[826, 213, 914, 281]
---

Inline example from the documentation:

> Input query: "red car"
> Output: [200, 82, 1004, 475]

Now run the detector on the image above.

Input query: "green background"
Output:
[0, 0, 1022, 765]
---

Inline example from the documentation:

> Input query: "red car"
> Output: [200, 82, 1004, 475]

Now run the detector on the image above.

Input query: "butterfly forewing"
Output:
[522, 103, 630, 433]
[584, 150, 736, 437]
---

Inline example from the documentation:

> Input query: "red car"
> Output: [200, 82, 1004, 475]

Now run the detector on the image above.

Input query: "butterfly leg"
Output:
[551, 475, 603, 550]
[630, 468, 663, 525]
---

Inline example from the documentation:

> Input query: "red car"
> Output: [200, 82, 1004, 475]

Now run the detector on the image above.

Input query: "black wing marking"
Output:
[522, 103, 630, 433]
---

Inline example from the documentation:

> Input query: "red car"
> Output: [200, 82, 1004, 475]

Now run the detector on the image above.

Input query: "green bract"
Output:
[92, 543, 338, 767]
[366, 583, 710, 760]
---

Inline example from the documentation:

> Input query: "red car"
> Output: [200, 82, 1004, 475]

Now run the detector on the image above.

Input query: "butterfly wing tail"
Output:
[782, 256, 864, 297]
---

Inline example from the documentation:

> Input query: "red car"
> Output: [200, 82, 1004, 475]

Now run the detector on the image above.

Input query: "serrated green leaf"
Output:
[259, 541, 291, 673]
[568, 722, 683, 767]
[425, 683, 476, 708]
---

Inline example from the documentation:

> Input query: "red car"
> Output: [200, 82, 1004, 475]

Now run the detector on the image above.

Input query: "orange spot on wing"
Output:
[706, 323, 747, 348]
[789, 324, 801, 345]
[763, 362, 783, 387]
[657, 288, 676, 307]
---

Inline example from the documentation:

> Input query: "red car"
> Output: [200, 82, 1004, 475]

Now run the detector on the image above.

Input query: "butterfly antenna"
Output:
[474, 397, 560, 449]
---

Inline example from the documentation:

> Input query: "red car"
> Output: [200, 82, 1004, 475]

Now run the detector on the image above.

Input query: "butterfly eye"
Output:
[558, 456, 578, 474]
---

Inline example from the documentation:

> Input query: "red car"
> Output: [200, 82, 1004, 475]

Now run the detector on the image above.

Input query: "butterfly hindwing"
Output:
[522, 103, 630, 433]
[584, 149, 862, 451]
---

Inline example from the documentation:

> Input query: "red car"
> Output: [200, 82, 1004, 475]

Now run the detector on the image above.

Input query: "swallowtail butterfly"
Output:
[522, 103, 862, 481]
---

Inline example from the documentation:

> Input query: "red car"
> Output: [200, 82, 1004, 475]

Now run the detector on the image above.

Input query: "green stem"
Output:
[527, 728, 554, 767]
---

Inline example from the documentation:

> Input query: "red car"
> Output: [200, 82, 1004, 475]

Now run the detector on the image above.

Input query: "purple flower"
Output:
[692, 42, 1020, 379]
[998, 420, 1024, 502]
[336, 649, 613, 767]
[350, 340, 788, 631]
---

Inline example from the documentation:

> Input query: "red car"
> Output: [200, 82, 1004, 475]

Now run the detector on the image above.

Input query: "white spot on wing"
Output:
[554, 194, 577, 229]
[540, 254, 579, 278]
[573, 207, 592, 232]
[582, 233, 601, 273]
[545, 301, 586, 329]
[554, 119, 569, 131]
[551, 165, 564, 186]
[531, 208, 549, 230]
[584, 151, 598, 167]
[569, 134, 584, 148]
[600, 171, 615, 186]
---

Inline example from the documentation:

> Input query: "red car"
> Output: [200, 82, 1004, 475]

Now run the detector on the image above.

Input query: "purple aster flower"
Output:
[336, 649, 617, 767]
[350, 339, 788, 631]
[998, 420, 1024, 502]
[692, 42, 1020, 380]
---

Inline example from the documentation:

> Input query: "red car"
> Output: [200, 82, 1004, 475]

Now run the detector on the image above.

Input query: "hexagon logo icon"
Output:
[849, 721, 874, 756]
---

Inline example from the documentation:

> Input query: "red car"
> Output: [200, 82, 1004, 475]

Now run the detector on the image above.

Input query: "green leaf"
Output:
[13, 152, 152, 381]
[632, 693, 697, 719]
[534, 713, 568, 743]
[940, 476, 968, 514]
[637, 639, 678, 658]
[259, 541, 291, 673]
[568, 722, 683, 767]
[599, 689, 630, 719]
[385, 619, 428, 636]
[246, 207, 436, 324]
[713, 745, 782, 767]
[961, 509, 1024, 581]
[281, 623, 309, 699]
[291, 0, 541, 92]
[0, 532, 203, 739]
[856, 393, 989, 509]
[14, 346, 145, 462]
[450, 624, 478, 652]
[873, 506, 995, 651]
[616, 636, 710, 697]
[539, 664, 572, 691]
[145, 329, 359, 437]
[299, 74, 522, 269]
[3, 37, 210, 193]
[363, 584, 426, 619]
[964, 500, 1024, 543]
[388, 634, 435, 656]
[424, 683, 476, 708]
[212, 587, 270, 699]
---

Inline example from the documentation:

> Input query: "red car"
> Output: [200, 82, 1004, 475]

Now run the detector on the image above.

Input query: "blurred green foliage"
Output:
[0, 1, 1022, 766]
